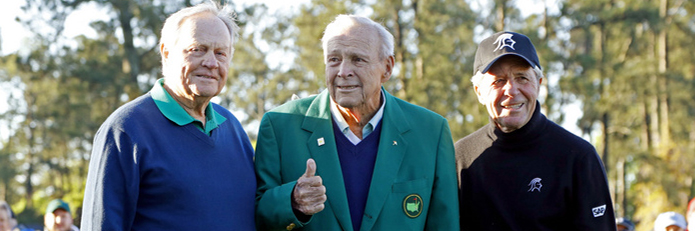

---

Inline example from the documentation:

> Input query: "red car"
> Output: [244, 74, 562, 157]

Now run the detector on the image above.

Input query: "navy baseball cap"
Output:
[473, 31, 541, 75]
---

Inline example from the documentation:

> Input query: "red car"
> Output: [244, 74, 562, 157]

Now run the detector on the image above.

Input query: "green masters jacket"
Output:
[254, 89, 459, 231]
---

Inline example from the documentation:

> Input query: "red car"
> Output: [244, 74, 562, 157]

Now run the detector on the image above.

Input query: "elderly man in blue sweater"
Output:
[81, 2, 255, 230]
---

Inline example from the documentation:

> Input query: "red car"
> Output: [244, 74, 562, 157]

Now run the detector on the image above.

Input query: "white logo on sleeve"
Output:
[592, 204, 606, 217]
[493, 33, 516, 52]
[527, 177, 542, 192]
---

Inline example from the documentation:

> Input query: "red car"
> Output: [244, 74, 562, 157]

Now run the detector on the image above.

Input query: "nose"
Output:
[502, 79, 519, 96]
[201, 51, 219, 69]
[337, 61, 353, 78]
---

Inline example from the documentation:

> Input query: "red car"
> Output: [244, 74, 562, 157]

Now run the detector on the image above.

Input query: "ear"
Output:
[160, 43, 169, 63]
[381, 55, 395, 83]
[474, 85, 485, 104]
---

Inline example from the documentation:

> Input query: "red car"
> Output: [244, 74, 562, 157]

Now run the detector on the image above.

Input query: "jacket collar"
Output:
[300, 88, 411, 231]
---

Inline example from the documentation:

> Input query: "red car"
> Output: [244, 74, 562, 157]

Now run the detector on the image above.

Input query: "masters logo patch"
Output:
[403, 194, 423, 218]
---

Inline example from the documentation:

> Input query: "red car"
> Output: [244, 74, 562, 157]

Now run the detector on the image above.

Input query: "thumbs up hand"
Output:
[292, 158, 327, 215]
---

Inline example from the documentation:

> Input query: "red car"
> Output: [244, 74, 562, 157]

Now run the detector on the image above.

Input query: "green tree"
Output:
[555, 0, 694, 228]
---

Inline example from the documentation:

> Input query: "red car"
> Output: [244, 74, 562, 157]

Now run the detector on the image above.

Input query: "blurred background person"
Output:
[0, 201, 11, 231]
[654, 211, 686, 231]
[43, 199, 78, 231]
[4, 203, 32, 231]
[615, 217, 634, 231]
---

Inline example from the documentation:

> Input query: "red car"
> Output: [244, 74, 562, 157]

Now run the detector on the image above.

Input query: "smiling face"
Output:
[44, 209, 73, 231]
[474, 55, 542, 133]
[161, 12, 231, 102]
[324, 24, 393, 113]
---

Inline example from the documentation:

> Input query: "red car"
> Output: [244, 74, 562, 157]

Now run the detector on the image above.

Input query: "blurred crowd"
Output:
[1, 199, 78, 231]
[617, 196, 695, 231]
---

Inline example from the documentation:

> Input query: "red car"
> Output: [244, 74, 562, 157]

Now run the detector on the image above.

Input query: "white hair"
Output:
[158, 1, 240, 63]
[471, 65, 543, 87]
[321, 14, 395, 61]
[0, 201, 11, 220]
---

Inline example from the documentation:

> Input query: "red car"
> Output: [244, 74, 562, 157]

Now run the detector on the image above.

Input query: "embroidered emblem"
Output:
[317, 137, 325, 146]
[592, 204, 606, 217]
[527, 177, 542, 192]
[403, 194, 423, 218]
[493, 33, 516, 52]
[393, 141, 398, 146]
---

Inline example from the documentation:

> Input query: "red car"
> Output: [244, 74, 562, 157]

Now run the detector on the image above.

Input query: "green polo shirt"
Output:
[151, 78, 226, 135]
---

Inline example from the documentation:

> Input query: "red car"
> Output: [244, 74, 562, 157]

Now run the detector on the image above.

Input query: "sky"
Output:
[0, 1, 31, 56]
[0, 0, 586, 140]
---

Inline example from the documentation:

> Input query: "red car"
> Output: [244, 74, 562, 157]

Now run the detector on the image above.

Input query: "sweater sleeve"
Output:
[425, 119, 461, 231]
[255, 114, 310, 230]
[571, 148, 617, 231]
[81, 125, 140, 230]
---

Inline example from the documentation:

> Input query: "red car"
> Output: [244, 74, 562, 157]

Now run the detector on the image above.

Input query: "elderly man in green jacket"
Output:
[254, 14, 460, 231]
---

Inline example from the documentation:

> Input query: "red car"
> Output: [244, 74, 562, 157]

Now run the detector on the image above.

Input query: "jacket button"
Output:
[286, 223, 296, 230]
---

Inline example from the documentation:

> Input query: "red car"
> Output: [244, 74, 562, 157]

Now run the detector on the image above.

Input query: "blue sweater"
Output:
[333, 120, 382, 231]
[81, 92, 256, 230]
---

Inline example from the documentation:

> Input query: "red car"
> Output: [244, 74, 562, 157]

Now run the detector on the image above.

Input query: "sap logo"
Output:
[592, 204, 607, 217]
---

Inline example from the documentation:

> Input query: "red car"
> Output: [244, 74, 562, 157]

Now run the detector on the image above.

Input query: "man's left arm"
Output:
[572, 149, 617, 231]
[425, 120, 460, 231]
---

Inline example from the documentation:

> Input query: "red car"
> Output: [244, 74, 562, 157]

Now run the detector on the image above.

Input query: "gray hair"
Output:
[0, 201, 11, 220]
[471, 65, 544, 87]
[158, 1, 240, 62]
[321, 15, 395, 61]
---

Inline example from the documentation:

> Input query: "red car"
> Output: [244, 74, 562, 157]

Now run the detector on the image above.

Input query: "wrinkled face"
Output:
[44, 209, 72, 231]
[475, 55, 542, 133]
[161, 12, 232, 101]
[0, 209, 10, 231]
[324, 25, 392, 111]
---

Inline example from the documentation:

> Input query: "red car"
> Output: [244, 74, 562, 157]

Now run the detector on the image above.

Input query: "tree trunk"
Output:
[596, 23, 610, 173]
[392, 5, 407, 98]
[602, 112, 609, 173]
[114, 0, 141, 99]
[616, 158, 625, 217]
[657, 0, 670, 149]
[494, 0, 506, 31]
[641, 100, 650, 150]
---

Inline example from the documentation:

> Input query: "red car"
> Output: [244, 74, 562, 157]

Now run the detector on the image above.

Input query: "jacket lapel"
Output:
[301, 90, 353, 231]
[360, 90, 411, 231]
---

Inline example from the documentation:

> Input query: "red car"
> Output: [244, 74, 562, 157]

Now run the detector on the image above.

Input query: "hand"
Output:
[292, 158, 327, 216]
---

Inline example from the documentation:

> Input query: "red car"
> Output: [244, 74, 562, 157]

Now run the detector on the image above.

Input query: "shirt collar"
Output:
[330, 90, 385, 141]
[150, 78, 226, 133]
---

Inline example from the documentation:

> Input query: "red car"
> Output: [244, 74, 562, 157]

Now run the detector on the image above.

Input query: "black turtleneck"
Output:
[455, 102, 616, 231]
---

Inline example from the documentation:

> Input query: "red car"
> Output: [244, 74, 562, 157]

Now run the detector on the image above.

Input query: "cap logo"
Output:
[493, 33, 516, 52]
[527, 177, 542, 192]
[403, 194, 423, 218]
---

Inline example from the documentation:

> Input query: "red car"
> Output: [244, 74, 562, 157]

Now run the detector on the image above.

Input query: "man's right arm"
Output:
[81, 126, 138, 230]
[255, 114, 316, 230]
